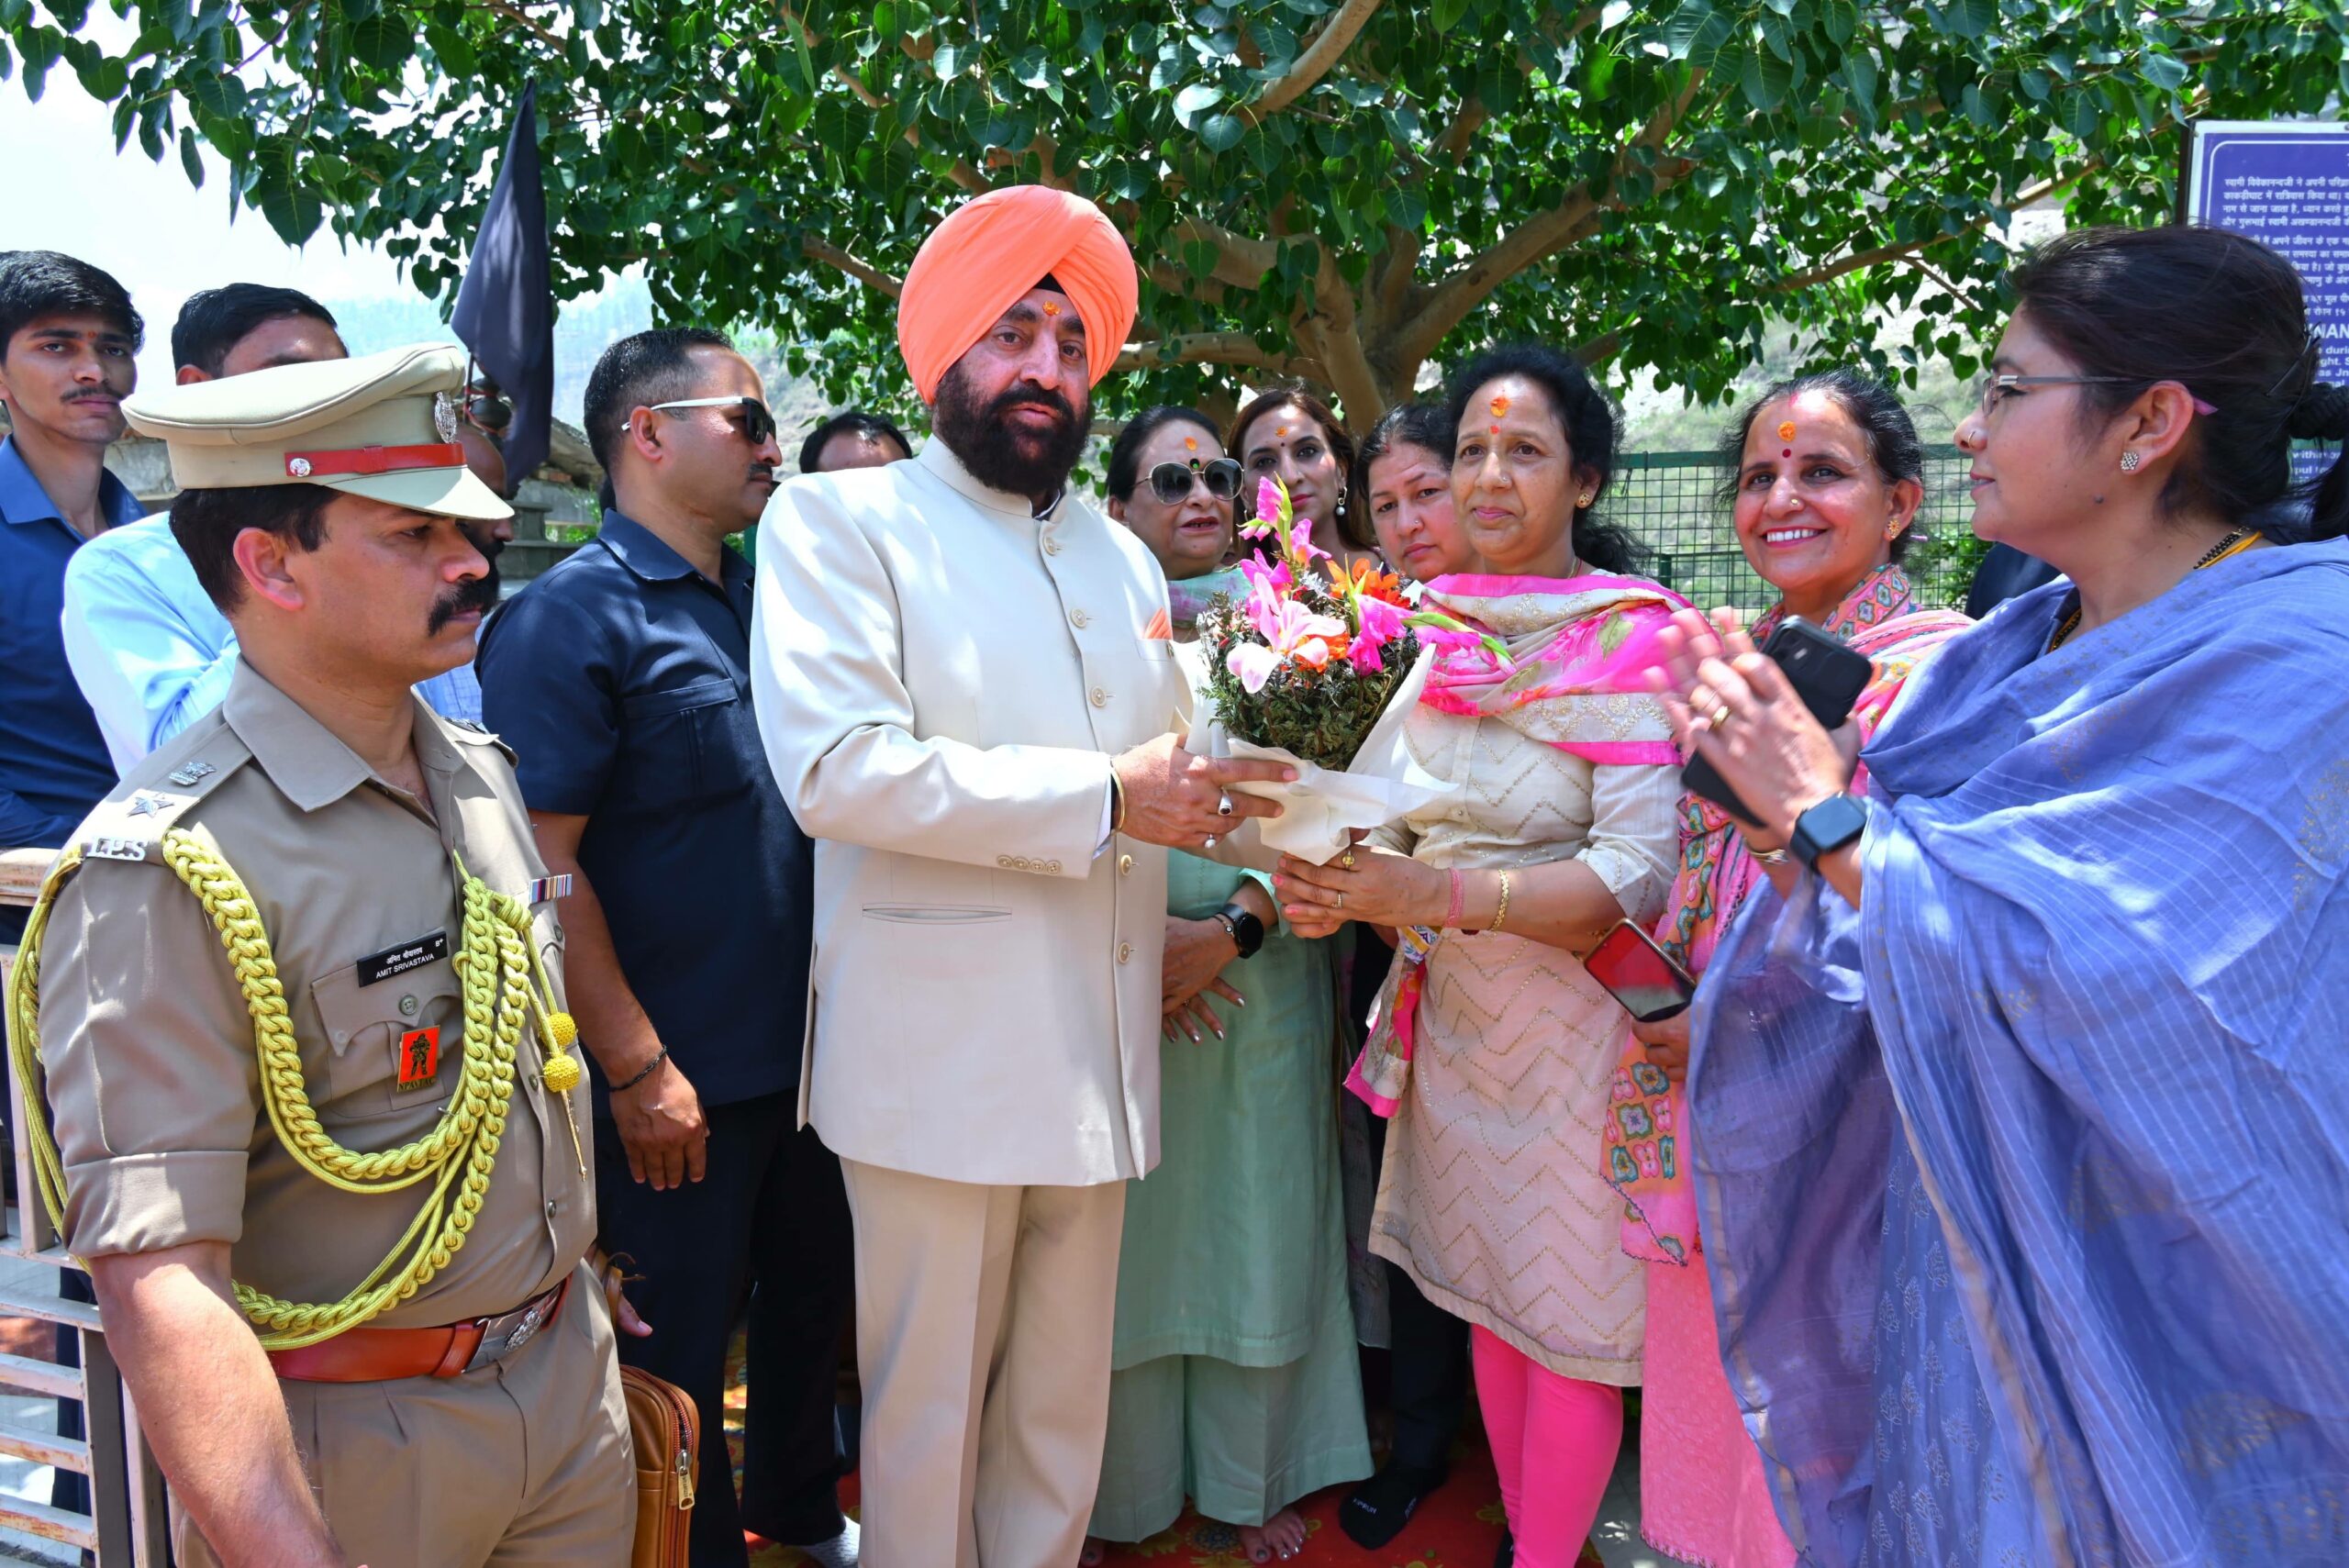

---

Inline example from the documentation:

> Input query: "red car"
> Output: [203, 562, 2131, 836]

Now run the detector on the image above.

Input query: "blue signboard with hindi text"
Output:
[2187, 121, 2349, 383]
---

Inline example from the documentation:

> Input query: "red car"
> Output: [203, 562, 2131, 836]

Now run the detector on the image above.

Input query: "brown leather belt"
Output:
[266, 1278, 570, 1383]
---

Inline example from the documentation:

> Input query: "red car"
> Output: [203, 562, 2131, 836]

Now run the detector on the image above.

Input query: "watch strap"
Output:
[1215, 901, 1265, 959]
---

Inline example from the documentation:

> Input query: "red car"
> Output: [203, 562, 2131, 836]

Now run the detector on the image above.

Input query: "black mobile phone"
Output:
[1586, 918, 1698, 1024]
[1681, 617, 1873, 827]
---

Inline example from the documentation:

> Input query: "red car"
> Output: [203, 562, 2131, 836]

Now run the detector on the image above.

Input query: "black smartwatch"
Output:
[1212, 901, 1266, 960]
[1788, 794, 1868, 872]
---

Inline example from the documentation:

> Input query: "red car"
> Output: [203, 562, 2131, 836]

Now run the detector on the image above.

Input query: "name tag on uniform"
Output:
[396, 1027, 442, 1091]
[357, 929, 450, 986]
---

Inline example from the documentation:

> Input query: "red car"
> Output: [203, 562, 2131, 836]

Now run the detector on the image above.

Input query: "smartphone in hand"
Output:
[1586, 919, 1698, 1023]
[1682, 617, 1873, 826]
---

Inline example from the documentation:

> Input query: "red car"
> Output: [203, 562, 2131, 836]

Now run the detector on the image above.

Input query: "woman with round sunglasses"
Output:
[1654, 225, 2349, 1565]
[1230, 385, 1382, 574]
[1088, 407, 1372, 1565]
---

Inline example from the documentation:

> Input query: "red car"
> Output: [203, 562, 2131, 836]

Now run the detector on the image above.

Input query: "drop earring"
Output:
[2120, 450, 2142, 473]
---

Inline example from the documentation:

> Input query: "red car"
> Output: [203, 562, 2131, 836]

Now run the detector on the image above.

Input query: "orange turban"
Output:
[896, 185, 1139, 403]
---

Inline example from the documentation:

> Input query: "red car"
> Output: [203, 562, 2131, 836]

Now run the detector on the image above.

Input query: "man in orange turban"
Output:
[750, 188, 1289, 1567]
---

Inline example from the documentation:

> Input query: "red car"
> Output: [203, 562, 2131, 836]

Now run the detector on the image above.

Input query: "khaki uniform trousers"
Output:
[841, 1159, 1127, 1568]
[173, 1262, 634, 1568]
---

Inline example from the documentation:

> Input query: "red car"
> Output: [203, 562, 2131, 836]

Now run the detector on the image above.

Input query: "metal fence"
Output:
[1609, 445, 1976, 616]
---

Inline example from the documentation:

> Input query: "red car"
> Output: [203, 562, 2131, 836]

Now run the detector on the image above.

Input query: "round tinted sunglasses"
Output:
[649, 395, 777, 446]
[1147, 457, 1243, 504]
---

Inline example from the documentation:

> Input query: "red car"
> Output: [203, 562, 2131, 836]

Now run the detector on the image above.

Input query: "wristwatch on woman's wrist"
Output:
[1788, 794, 1868, 872]
[1212, 902, 1265, 960]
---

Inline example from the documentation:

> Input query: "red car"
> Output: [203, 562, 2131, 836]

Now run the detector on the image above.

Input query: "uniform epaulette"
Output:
[75, 737, 254, 866]
[440, 715, 519, 766]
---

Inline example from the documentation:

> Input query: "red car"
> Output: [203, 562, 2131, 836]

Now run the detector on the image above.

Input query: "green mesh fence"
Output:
[1609, 445, 1977, 616]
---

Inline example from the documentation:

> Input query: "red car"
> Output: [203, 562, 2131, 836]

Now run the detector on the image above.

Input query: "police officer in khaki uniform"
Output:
[11, 344, 633, 1566]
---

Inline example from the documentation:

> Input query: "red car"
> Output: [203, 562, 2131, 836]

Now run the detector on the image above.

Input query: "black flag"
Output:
[453, 81, 552, 483]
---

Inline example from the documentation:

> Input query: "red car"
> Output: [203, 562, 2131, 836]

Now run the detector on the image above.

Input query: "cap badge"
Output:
[286, 456, 314, 477]
[434, 392, 461, 443]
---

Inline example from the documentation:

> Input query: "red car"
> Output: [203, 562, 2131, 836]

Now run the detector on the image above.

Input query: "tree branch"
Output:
[1393, 74, 1706, 366]
[1431, 95, 1487, 167]
[1115, 331, 1289, 373]
[802, 236, 903, 298]
[1243, 0, 1385, 123]
[1168, 216, 1283, 290]
[1765, 161, 2099, 295]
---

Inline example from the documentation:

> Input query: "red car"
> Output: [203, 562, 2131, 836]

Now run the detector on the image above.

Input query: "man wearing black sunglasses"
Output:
[478, 328, 858, 1568]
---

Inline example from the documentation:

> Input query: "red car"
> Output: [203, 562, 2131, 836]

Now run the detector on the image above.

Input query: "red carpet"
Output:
[727, 1351, 1602, 1567]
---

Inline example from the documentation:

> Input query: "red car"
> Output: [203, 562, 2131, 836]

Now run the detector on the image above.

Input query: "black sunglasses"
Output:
[649, 395, 777, 447]
[1147, 457, 1243, 505]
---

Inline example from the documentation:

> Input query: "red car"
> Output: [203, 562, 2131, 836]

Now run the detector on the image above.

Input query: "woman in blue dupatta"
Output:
[1655, 224, 2349, 1566]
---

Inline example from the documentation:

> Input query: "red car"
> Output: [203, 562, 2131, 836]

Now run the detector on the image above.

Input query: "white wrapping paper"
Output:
[1195, 650, 1444, 865]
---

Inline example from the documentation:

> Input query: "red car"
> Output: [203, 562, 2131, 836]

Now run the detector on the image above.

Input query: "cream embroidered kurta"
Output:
[1368, 703, 1679, 1382]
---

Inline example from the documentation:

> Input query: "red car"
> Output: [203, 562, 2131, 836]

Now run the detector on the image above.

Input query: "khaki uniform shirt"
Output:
[38, 661, 595, 1328]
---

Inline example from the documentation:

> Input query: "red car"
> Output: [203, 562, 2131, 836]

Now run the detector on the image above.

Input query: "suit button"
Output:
[1071, 608, 1090, 628]
[1119, 854, 1133, 876]
[1118, 942, 1134, 963]
[1090, 688, 1109, 708]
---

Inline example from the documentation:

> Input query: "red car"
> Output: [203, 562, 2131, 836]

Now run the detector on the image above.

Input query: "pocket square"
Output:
[1142, 607, 1173, 640]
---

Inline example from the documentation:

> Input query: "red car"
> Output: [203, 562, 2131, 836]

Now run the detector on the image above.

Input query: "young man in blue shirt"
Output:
[0, 250, 148, 941]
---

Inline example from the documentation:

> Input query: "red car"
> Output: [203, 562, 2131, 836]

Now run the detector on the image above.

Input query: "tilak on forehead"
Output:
[895, 189, 1138, 403]
[1489, 392, 1510, 433]
[1777, 417, 1798, 458]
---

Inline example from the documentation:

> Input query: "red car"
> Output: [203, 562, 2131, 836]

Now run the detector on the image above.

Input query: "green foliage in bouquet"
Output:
[1197, 586, 1420, 772]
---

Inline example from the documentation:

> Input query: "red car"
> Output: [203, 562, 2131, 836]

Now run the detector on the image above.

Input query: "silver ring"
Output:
[1217, 791, 1234, 817]
[1202, 834, 1218, 850]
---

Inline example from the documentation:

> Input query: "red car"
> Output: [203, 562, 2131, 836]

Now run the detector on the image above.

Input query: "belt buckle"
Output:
[468, 1288, 555, 1370]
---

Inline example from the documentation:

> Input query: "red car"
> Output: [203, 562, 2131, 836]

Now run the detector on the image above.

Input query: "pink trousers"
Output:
[1470, 1327, 1623, 1568]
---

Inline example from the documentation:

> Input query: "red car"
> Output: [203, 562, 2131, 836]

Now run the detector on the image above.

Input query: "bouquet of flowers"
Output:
[1192, 478, 1508, 862]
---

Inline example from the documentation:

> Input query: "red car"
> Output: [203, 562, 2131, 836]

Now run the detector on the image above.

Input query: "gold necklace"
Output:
[2045, 526, 2259, 651]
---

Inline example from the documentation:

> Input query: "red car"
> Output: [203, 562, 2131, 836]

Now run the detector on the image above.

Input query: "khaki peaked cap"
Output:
[123, 342, 511, 522]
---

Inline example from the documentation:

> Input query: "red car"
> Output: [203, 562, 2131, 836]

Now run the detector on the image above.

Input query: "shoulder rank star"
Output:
[127, 792, 168, 817]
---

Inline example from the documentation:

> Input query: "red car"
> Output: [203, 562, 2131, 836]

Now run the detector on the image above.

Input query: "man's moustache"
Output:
[989, 391, 1076, 430]
[427, 574, 500, 633]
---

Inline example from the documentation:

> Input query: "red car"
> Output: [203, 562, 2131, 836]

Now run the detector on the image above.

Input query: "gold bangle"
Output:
[1108, 769, 1127, 834]
[1489, 870, 1511, 933]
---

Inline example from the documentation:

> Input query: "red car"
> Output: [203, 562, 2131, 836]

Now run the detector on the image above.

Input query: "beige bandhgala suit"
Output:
[750, 440, 1188, 1568]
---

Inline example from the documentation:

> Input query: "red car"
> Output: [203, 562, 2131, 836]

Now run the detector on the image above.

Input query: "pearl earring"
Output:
[2120, 450, 2142, 473]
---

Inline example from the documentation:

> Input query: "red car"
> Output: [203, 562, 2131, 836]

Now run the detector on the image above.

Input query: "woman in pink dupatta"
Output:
[1606, 373, 1968, 1568]
[1275, 347, 1685, 1568]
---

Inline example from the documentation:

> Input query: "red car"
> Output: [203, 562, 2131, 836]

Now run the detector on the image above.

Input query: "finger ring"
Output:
[1217, 791, 1234, 817]
[1335, 891, 1345, 910]
[1341, 849, 1357, 869]
[1710, 704, 1733, 728]
[1202, 834, 1218, 850]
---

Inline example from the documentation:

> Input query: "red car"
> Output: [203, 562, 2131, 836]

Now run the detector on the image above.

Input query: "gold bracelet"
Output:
[1108, 769, 1127, 834]
[1489, 870, 1512, 933]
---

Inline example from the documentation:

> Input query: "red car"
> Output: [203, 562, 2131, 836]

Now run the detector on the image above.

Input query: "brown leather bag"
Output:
[621, 1364, 699, 1568]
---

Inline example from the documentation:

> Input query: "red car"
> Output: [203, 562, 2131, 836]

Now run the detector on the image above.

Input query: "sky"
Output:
[1, 61, 649, 423]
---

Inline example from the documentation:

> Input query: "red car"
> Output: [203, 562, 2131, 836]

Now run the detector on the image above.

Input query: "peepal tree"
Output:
[9, 0, 2343, 424]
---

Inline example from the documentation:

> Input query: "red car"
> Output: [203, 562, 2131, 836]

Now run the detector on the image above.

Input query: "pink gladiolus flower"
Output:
[1237, 555, 1292, 595]
[1346, 638, 1386, 675]
[1256, 476, 1285, 526]
[1227, 642, 1283, 693]
[1355, 594, 1405, 647]
[1289, 520, 1329, 563]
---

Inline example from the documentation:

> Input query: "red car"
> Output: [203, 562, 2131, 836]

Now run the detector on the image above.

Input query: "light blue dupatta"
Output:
[1690, 540, 2349, 1566]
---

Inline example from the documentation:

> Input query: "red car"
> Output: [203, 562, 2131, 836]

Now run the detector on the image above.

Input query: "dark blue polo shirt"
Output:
[476, 510, 812, 1108]
[0, 435, 147, 940]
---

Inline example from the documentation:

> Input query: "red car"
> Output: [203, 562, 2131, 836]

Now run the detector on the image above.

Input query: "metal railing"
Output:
[1, 847, 172, 1567]
[1612, 445, 1978, 616]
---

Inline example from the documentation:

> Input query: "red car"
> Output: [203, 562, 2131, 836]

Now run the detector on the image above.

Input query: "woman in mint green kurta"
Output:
[1087, 410, 1370, 1564]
